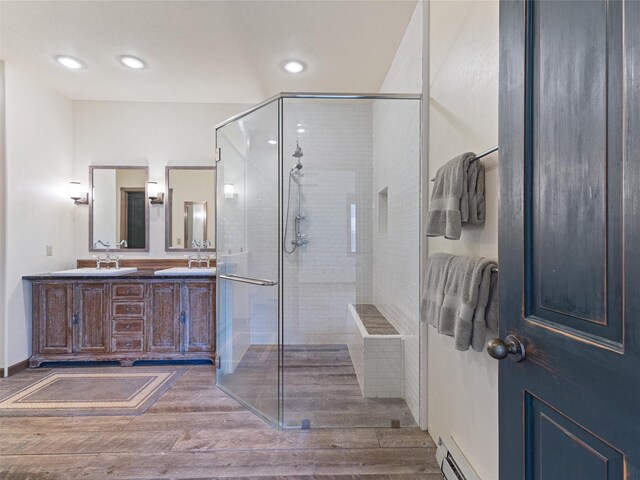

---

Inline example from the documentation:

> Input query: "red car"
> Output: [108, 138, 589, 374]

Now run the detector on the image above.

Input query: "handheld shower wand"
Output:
[284, 142, 308, 254]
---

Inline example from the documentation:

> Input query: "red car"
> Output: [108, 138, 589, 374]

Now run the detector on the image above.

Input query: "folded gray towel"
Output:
[467, 162, 485, 225]
[421, 253, 455, 326]
[485, 270, 499, 333]
[469, 262, 498, 352]
[437, 256, 479, 340]
[425, 152, 485, 240]
[424, 253, 498, 352]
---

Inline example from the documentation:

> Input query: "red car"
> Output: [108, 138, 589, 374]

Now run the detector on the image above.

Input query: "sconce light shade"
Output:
[148, 181, 164, 204]
[224, 183, 235, 199]
[69, 182, 88, 205]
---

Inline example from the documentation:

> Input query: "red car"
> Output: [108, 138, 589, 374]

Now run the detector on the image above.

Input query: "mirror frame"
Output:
[89, 165, 150, 253]
[165, 166, 216, 253]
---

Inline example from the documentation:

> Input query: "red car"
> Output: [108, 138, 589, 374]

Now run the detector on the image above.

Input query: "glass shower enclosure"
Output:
[215, 93, 422, 429]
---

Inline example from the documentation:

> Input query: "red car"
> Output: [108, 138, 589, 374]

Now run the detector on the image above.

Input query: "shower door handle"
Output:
[218, 274, 278, 287]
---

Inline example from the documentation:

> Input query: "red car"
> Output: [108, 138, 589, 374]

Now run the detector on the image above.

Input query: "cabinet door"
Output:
[183, 281, 215, 352]
[146, 282, 181, 353]
[76, 283, 110, 353]
[34, 282, 74, 354]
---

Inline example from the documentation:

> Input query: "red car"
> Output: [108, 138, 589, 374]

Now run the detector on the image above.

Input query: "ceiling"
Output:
[0, 0, 417, 104]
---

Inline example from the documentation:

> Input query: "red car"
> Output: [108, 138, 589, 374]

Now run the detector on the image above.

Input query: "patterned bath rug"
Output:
[0, 367, 186, 416]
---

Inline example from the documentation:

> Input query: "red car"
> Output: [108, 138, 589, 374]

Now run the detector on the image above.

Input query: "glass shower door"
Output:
[215, 100, 281, 426]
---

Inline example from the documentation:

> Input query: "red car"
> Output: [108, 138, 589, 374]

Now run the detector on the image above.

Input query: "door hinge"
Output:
[214, 147, 221, 163]
[72, 313, 79, 325]
[216, 355, 221, 369]
[180, 311, 186, 324]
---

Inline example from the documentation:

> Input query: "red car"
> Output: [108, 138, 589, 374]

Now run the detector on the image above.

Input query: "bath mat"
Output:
[0, 367, 186, 417]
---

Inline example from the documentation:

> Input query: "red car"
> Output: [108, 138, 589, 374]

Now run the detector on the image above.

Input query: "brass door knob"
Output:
[487, 334, 526, 362]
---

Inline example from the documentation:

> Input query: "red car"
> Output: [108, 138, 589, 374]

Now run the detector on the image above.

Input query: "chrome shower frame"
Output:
[214, 92, 423, 429]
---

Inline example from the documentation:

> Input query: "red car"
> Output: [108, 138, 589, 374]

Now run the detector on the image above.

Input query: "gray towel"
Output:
[427, 254, 498, 352]
[469, 263, 498, 352]
[485, 271, 499, 334]
[425, 152, 485, 240]
[467, 162, 485, 225]
[421, 253, 455, 326]
[437, 256, 480, 340]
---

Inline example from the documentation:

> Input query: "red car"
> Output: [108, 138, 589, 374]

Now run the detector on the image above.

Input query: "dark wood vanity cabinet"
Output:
[29, 277, 215, 367]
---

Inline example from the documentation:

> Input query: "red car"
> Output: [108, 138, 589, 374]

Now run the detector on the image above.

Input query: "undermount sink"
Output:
[50, 267, 138, 276]
[154, 267, 217, 276]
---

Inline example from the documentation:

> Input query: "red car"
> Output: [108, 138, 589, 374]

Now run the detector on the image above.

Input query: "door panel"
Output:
[530, 0, 623, 344]
[76, 283, 110, 353]
[126, 191, 146, 249]
[499, 0, 640, 478]
[184, 281, 215, 352]
[527, 394, 624, 479]
[146, 282, 181, 353]
[36, 283, 74, 354]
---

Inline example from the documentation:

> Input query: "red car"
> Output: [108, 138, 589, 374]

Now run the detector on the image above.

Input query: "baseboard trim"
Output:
[0, 359, 29, 378]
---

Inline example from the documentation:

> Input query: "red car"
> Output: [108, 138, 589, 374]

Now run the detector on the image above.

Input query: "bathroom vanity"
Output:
[25, 270, 216, 367]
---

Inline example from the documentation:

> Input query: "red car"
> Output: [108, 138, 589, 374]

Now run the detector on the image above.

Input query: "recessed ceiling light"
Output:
[297, 128, 305, 134]
[282, 60, 306, 74]
[268, 139, 278, 145]
[118, 55, 147, 69]
[55, 55, 85, 70]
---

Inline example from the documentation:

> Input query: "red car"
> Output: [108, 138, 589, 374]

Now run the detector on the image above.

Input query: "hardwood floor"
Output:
[0, 365, 440, 479]
[221, 345, 417, 429]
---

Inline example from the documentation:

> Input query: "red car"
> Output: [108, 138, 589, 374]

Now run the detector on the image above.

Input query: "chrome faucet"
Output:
[185, 240, 212, 269]
[93, 240, 123, 269]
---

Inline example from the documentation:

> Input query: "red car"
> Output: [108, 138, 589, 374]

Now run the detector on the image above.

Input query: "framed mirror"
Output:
[165, 166, 216, 252]
[89, 166, 149, 252]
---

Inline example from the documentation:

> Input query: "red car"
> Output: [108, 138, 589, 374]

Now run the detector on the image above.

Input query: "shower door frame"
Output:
[215, 92, 423, 429]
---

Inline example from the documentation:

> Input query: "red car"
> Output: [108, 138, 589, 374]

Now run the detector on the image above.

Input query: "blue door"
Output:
[498, 1, 640, 478]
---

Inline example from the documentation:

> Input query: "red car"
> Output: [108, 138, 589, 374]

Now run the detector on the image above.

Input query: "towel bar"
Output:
[430, 145, 498, 181]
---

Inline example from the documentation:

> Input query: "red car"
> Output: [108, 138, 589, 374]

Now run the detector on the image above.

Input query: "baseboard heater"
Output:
[435, 436, 481, 480]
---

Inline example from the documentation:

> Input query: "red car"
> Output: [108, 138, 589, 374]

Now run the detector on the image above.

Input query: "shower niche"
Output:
[215, 93, 422, 429]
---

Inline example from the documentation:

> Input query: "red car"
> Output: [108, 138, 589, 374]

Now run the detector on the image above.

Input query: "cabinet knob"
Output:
[125, 324, 132, 329]
[125, 342, 132, 348]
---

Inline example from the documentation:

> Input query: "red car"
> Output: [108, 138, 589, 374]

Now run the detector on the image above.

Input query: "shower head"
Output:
[292, 142, 304, 159]
[290, 141, 304, 173]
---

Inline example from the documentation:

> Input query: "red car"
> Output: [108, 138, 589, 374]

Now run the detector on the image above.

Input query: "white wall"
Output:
[426, 2, 500, 479]
[373, 0, 423, 424]
[0, 61, 6, 373]
[72, 100, 248, 259]
[3, 63, 75, 368]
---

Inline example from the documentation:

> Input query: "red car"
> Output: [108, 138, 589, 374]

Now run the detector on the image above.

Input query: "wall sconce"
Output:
[224, 183, 235, 199]
[69, 182, 88, 205]
[148, 181, 164, 204]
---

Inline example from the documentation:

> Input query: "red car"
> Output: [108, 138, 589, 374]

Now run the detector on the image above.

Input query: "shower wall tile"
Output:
[372, 99, 421, 422]
[282, 101, 373, 345]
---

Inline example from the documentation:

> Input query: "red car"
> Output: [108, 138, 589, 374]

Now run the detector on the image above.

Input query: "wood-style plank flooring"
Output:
[0, 365, 440, 479]
[221, 344, 417, 429]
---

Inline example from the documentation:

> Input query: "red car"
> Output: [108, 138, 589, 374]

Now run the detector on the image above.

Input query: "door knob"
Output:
[487, 334, 526, 362]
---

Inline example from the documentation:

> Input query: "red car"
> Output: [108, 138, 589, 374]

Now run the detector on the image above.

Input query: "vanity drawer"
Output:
[112, 336, 143, 352]
[112, 283, 145, 300]
[113, 319, 143, 334]
[112, 301, 145, 317]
